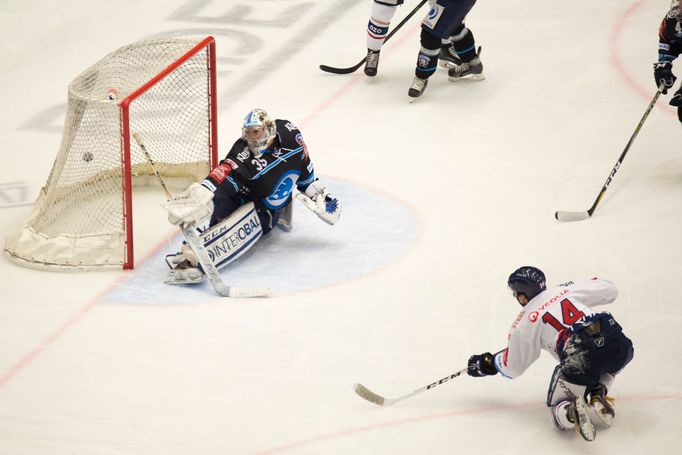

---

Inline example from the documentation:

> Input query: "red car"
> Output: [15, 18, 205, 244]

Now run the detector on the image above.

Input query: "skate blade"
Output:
[448, 74, 485, 82]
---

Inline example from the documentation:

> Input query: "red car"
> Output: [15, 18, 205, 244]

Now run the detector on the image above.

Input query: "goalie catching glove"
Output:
[296, 183, 341, 225]
[161, 182, 214, 228]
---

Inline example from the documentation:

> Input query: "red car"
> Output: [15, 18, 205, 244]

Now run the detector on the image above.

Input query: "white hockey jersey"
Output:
[493, 279, 618, 379]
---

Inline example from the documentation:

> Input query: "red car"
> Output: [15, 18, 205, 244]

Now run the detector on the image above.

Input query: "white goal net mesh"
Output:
[5, 37, 217, 270]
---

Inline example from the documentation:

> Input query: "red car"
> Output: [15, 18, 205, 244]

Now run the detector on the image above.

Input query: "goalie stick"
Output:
[555, 85, 664, 222]
[355, 349, 504, 407]
[319, 0, 428, 75]
[133, 132, 269, 298]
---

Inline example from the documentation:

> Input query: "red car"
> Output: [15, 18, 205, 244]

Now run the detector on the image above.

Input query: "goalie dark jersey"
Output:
[200, 119, 316, 228]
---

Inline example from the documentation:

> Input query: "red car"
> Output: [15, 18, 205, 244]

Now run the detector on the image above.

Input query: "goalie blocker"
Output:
[166, 202, 262, 285]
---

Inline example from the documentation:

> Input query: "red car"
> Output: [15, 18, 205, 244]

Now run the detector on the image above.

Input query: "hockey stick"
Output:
[555, 85, 664, 222]
[319, 0, 429, 74]
[133, 132, 269, 298]
[355, 350, 504, 407]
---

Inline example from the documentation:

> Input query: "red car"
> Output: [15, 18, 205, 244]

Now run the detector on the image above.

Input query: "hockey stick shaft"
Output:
[355, 349, 504, 407]
[555, 85, 664, 222]
[319, 0, 429, 74]
[133, 133, 268, 298]
[354, 368, 467, 407]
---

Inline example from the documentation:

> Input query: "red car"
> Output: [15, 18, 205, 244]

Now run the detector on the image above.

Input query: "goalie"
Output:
[162, 108, 341, 284]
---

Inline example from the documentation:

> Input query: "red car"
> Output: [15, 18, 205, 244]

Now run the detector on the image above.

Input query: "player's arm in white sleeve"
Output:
[566, 279, 618, 308]
[494, 317, 543, 379]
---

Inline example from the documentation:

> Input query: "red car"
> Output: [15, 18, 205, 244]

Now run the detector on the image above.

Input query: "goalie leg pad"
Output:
[200, 201, 263, 271]
[164, 202, 262, 286]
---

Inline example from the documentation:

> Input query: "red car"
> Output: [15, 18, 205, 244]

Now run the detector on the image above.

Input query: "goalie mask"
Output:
[242, 108, 276, 157]
[508, 266, 546, 303]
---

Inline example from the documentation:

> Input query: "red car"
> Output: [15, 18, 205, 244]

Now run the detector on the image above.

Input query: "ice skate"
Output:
[364, 49, 380, 77]
[408, 76, 428, 100]
[165, 243, 205, 285]
[447, 48, 484, 82]
[566, 396, 596, 441]
[589, 384, 615, 427]
[438, 45, 462, 69]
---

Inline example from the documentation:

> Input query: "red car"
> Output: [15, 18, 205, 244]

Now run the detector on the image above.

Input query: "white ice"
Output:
[1, 0, 682, 453]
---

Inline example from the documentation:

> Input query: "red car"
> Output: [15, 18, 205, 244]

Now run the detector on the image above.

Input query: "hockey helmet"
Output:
[507, 266, 546, 302]
[242, 108, 276, 157]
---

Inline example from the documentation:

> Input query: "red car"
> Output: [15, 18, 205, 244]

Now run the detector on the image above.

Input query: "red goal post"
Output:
[5, 36, 219, 270]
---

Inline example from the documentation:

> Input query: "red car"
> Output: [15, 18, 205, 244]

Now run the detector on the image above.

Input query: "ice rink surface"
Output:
[2, 0, 682, 453]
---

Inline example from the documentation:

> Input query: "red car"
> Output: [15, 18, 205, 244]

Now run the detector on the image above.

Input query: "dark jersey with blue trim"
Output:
[201, 119, 315, 213]
[658, 5, 682, 63]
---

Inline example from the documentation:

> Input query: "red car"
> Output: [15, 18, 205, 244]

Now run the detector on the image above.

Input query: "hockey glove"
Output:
[296, 188, 341, 225]
[467, 352, 498, 377]
[161, 182, 214, 228]
[654, 62, 676, 94]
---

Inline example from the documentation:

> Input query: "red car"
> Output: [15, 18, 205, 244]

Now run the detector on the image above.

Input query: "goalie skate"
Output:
[165, 265, 205, 285]
[165, 243, 205, 285]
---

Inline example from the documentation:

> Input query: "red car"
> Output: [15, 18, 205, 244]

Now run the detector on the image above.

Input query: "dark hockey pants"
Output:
[560, 313, 634, 390]
[211, 197, 280, 234]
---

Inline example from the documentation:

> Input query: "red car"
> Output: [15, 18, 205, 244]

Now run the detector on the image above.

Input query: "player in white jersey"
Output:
[467, 266, 634, 441]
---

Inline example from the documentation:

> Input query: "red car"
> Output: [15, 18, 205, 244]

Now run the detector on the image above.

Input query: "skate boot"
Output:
[447, 47, 484, 82]
[408, 76, 428, 99]
[566, 396, 596, 441]
[165, 242, 205, 285]
[589, 384, 615, 427]
[439, 45, 462, 69]
[364, 49, 380, 77]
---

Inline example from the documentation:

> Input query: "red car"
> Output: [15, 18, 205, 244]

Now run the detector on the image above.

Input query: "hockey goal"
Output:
[5, 36, 218, 270]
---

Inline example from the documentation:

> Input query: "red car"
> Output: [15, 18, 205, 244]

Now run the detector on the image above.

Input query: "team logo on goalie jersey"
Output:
[237, 147, 250, 161]
[263, 170, 300, 210]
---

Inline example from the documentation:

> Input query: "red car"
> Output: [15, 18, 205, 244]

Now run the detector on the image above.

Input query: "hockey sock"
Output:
[415, 29, 440, 79]
[367, 3, 398, 51]
[451, 24, 477, 63]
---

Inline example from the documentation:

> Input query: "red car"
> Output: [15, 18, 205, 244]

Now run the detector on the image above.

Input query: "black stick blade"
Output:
[319, 62, 364, 75]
